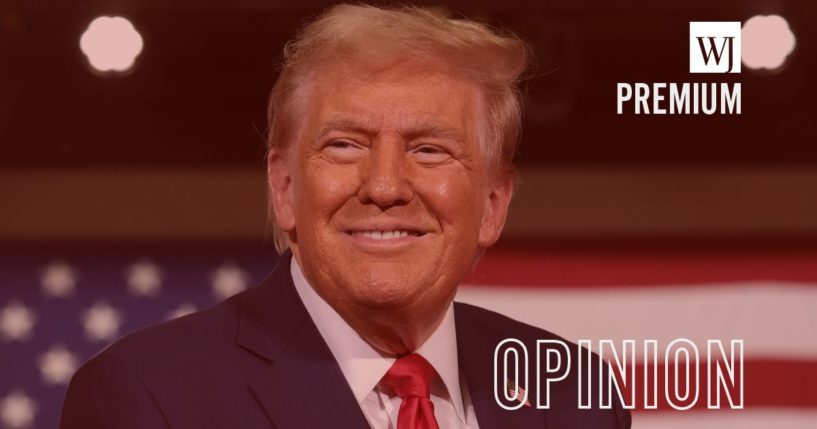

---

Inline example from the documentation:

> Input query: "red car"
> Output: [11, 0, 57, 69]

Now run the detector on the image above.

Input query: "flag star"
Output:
[126, 260, 163, 297]
[81, 301, 124, 342]
[211, 264, 249, 300]
[167, 302, 198, 320]
[40, 260, 77, 298]
[0, 302, 37, 342]
[0, 390, 37, 429]
[38, 345, 80, 386]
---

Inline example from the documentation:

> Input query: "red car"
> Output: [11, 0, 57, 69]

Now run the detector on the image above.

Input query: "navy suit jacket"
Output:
[61, 252, 631, 428]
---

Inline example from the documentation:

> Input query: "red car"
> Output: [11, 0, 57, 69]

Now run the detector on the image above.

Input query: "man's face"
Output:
[269, 58, 512, 318]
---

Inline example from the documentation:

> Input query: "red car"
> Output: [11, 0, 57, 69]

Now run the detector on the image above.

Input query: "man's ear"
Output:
[267, 148, 296, 232]
[478, 174, 514, 248]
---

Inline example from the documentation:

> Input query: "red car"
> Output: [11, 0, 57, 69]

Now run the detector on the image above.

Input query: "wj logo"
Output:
[690, 22, 741, 73]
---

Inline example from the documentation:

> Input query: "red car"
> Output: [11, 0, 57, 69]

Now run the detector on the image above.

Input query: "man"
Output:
[61, 4, 630, 428]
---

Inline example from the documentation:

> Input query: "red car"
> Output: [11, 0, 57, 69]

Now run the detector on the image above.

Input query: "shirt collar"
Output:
[290, 257, 467, 423]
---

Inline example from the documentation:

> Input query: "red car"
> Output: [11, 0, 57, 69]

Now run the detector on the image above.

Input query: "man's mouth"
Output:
[347, 230, 425, 240]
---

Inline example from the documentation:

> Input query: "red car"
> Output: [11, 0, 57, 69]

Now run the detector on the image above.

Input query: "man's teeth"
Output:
[353, 230, 415, 240]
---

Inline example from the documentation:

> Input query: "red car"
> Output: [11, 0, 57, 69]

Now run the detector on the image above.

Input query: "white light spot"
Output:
[38, 345, 80, 386]
[211, 264, 249, 300]
[167, 302, 198, 320]
[79, 16, 143, 73]
[742, 15, 796, 70]
[81, 301, 124, 342]
[0, 390, 37, 429]
[40, 260, 77, 298]
[0, 302, 37, 342]
[126, 260, 163, 297]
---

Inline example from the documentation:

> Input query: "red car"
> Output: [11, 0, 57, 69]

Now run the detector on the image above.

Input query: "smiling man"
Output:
[61, 4, 630, 429]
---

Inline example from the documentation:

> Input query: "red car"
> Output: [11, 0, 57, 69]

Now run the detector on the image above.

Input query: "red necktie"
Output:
[380, 353, 440, 429]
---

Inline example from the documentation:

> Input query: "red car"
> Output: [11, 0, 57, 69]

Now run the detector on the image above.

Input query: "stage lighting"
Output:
[79, 16, 143, 73]
[742, 15, 796, 71]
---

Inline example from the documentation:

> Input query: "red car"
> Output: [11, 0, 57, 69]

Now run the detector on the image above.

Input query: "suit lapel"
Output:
[236, 251, 370, 428]
[455, 302, 550, 428]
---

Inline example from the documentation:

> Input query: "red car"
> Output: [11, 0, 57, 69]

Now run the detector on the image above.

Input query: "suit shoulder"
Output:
[97, 295, 240, 364]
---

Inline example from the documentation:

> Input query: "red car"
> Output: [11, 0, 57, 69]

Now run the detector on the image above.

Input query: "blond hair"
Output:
[267, 4, 531, 252]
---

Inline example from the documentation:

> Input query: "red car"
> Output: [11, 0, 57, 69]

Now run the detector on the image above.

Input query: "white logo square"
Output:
[690, 22, 741, 73]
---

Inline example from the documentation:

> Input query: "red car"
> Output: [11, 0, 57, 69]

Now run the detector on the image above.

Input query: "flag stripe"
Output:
[632, 408, 817, 429]
[617, 360, 817, 409]
[457, 282, 817, 359]
[465, 250, 817, 287]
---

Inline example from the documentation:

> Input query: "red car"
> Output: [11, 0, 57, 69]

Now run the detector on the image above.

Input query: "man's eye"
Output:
[324, 139, 364, 162]
[324, 139, 365, 150]
[327, 140, 356, 149]
[412, 145, 451, 163]
[416, 146, 443, 154]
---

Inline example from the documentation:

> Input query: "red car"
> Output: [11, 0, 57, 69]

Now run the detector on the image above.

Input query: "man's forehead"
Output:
[302, 55, 486, 109]
[286, 56, 489, 149]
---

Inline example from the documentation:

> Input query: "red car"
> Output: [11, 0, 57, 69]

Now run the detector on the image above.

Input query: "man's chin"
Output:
[341, 277, 430, 311]
[350, 285, 415, 306]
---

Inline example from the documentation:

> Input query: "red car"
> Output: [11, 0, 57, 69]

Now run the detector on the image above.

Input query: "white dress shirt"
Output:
[291, 259, 480, 429]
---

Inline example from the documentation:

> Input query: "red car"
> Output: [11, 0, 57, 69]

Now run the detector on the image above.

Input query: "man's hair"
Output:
[266, 3, 531, 252]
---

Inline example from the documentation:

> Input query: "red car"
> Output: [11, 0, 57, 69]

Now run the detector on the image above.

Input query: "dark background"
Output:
[2, 0, 815, 169]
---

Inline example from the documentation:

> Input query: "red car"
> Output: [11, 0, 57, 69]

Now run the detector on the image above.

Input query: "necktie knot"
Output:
[380, 353, 440, 429]
[381, 353, 436, 399]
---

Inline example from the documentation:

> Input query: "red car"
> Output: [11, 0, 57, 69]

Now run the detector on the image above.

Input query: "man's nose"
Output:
[358, 138, 413, 207]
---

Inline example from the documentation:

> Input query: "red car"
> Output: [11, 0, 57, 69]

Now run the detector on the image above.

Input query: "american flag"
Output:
[505, 380, 532, 408]
[459, 246, 817, 429]
[2, 244, 816, 428]
[0, 244, 280, 429]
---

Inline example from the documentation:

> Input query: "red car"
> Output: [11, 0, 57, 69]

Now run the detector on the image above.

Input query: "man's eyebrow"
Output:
[315, 117, 465, 141]
[401, 123, 465, 142]
[316, 118, 376, 138]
